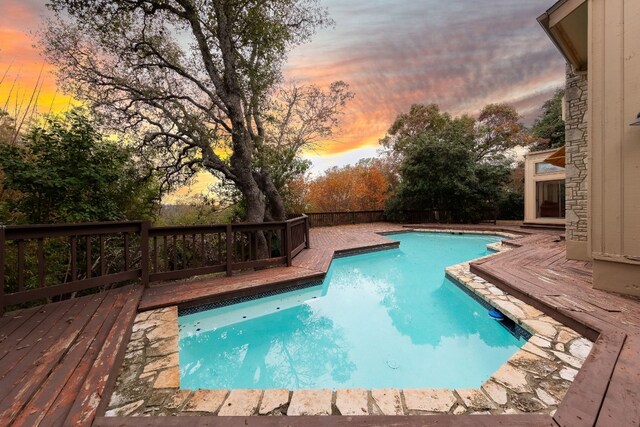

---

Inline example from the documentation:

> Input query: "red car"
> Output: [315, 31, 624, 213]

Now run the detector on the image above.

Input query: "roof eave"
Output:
[537, 0, 588, 72]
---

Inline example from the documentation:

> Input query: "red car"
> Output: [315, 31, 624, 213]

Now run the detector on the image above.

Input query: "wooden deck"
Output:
[470, 232, 640, 427]
[2, 223, 640, 426]
[0, 285, 143, 427]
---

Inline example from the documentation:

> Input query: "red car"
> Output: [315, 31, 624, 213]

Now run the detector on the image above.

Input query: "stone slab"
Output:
[491, 364, 531, 393]
[183, 389, 228, 413]
[147, 336, 179, 357]
[509, 351, 558, 377]
[164, 390, 192, 410]
[482, 381, 508, 406]
[371, 389, 404, 415]
[522, 341, 554, 360]
[456, 389, 494, 411]
[557, 328, 579, 344]
[569, 338, 593, 360]
[335, 389, 369, 416]
[523, 320, 558, 338]
[218, 389, 262, 416]
[403, 389, 456, 413]
[259, 389, 290, 415]
[287, 390, 332, 416]
[552, 350, 583, 368]
[104, 400, 144, 417]
[143, 352, 178, 373]
[153, 368, 179, 389]
[536, 388, 559, 406]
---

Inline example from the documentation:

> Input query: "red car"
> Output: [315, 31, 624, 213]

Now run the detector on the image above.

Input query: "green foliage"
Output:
[380, 104, 457, 161]
[497, 189, 525, 220]
[0, 108, 159, 224]
[530, 89, 565, 151]
[383, 104, 518, 223]
[496, 164, 525, 220]
[0, 111, 21, 222]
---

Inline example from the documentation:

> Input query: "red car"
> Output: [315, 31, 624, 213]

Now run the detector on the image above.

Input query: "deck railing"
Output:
[302, 210, 457, 227]
[0, 215, 310, 311]
[304, 210, 386, 227]
[302, 209, 500, 227]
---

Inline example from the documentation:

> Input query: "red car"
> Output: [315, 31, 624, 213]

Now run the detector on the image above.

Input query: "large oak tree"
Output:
[41, 0, 331, 223]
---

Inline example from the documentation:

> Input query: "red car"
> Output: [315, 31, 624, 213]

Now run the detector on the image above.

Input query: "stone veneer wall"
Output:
[564, 64, 588, 245]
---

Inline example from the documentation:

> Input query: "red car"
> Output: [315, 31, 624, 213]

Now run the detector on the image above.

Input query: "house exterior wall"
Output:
[564, 65, 590, 260]
[588, 0, 640, 296]
[524, 149, 566, 225]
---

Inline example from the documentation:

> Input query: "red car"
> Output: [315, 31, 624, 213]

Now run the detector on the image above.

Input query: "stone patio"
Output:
[105, 232, 594, 417]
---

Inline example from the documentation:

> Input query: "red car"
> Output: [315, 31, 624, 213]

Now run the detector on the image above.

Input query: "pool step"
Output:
[521, 222, 566, 231]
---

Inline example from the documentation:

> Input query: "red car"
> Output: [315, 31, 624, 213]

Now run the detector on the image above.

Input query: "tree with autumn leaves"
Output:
[303, 158, 396, 212]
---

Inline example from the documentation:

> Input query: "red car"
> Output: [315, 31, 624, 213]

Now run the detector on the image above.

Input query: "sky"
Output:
[0, 0, 565, 201]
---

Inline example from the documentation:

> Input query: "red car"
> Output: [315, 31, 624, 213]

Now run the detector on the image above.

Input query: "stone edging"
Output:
[106, 232, 593, 417]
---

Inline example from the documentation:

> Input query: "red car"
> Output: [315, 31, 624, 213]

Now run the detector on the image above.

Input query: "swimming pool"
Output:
[178, 232, 528, 390]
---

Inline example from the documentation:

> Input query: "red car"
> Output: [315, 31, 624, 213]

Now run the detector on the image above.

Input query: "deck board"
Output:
[139, 223, 407, 311]
[595, 335, 640, 427]
[140, 266, 325, 311]
[553, 330, 626, 427]
[93, 414, 556, 427]
[0, 307, 37, 342]
[0, 297, 93, 407]
[0, 300, 74, 362]
[65, 286, 143, 426]
[0, 285, 142, 426]
[13, 287, 127, 426]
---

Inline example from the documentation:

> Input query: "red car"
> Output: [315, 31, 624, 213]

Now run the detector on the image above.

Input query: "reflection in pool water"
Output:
[179, 232, 527, 390]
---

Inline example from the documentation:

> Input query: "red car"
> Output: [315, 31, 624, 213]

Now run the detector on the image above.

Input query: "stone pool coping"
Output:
[106, 230, 593, 417]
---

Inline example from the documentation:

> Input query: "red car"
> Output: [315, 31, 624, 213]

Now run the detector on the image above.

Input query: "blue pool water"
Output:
[178, 232, 528, 390]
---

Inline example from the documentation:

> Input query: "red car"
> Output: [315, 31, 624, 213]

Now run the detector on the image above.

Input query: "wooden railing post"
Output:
[140, 221, 150, 287]
[285, 220, 292, 267]
[226, 224, 233, 276]
[304, 215, 311, 249]
[0, 225, 5, 314]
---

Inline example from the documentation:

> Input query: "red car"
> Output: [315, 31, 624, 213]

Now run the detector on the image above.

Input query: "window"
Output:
[536, 180, 565, 218]
[536, 162, 564, 174]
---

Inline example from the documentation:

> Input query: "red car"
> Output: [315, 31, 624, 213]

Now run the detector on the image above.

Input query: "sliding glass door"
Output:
[536, 180, 566, 218]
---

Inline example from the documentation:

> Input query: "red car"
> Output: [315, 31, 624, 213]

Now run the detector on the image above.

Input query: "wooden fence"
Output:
[303, 210, 458, 227]
[304, 211, 386, 227]
[0, 215, 310, 311]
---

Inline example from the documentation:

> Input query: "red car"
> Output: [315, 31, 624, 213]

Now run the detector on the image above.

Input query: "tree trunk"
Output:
[241, 180, 266, 223]
[225, 126, 272, 259]
[255, 171, 287, 222]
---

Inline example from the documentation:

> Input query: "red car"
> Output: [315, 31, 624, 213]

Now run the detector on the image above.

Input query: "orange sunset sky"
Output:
[0, 0, 565, 202]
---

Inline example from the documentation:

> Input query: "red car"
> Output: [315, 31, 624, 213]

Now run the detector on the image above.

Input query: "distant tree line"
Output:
[294, 90, 565, 223]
